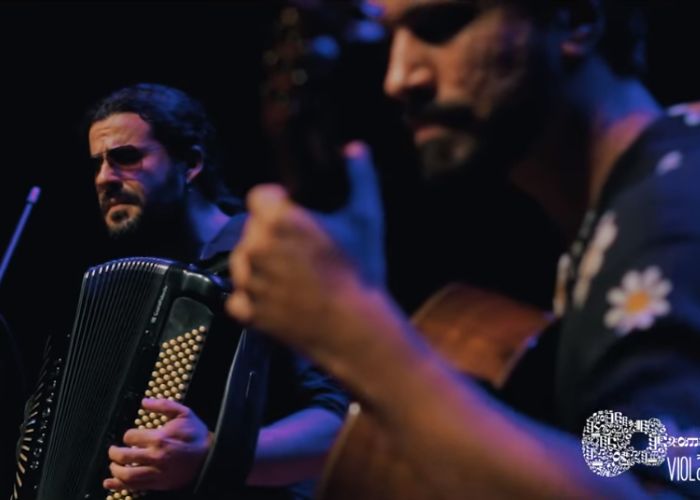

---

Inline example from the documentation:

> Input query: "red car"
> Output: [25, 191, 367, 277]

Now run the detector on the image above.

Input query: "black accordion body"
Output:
[12, 257, 268, 500]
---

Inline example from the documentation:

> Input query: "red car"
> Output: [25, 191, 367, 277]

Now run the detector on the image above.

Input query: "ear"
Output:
[555, 0, 604, 60]
[184, 145, 205, 184]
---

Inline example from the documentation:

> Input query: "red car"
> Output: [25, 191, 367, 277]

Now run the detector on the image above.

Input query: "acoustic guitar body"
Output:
[316, 283, 551, 500]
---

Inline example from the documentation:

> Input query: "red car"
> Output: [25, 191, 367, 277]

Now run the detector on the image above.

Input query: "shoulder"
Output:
[601, 112, 700, 259]
[197, 212, 249, 276]
[555, 114, 700, 429]
[211, 212, 249, 252]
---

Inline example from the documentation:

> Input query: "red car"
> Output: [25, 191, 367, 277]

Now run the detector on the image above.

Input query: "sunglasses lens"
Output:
[89, 156, 103, 173]
[109, 146, 144, 167]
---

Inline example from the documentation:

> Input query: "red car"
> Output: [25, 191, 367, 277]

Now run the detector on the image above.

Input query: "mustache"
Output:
[99, 190, 141, 214]
[403, 101, 476, 130]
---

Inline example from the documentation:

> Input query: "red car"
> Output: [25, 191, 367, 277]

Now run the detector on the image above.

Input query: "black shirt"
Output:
[199, 213, 349, 500]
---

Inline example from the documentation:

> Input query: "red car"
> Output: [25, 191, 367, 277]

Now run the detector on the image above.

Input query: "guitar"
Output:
[259, 4, 553, 498]
[316, 283, 552, 500]
[260, 1, 358, 212]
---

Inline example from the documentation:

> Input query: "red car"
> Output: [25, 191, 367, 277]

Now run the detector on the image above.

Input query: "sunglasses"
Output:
[89, 144, 159, 174]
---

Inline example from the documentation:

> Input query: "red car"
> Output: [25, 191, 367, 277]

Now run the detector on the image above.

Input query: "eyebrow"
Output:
[382, 1, 477, 30]
[89, 144, 141, 160]
[383, 1, 480, 46]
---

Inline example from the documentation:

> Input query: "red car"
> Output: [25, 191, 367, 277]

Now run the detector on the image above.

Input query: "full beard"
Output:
[105, 206, 142, 239]
[417, 94, 555, 194]
[418, 131, 479, 181]
[414, 36, 557, 185]
[104, 201, 191, 261]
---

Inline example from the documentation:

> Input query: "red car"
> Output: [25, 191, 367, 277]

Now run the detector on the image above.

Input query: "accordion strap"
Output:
[194, 328, 270, 497]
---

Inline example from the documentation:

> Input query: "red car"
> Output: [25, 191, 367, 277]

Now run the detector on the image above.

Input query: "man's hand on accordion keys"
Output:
[103, 397, 213, 492]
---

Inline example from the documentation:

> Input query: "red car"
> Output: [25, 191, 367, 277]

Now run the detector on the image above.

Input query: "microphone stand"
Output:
[0, 186, 41, 439]
[0, 186, 41, 285]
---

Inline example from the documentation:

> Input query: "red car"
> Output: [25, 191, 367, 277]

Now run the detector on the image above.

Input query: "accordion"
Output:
[12, 257, 268, 500]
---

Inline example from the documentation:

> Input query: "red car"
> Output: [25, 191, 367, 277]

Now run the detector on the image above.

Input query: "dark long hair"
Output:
[86, 83, 240, 211]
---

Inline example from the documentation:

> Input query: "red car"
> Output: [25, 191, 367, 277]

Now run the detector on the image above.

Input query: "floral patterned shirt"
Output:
[552, 105, 700, 494]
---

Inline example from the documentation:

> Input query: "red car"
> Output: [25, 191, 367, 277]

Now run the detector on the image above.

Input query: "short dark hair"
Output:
[86, 83, 238, 209]
[594, 0, 648, 76]
[515, 0, 648, 76]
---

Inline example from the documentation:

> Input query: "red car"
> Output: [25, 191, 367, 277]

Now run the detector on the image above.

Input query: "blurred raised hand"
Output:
[227, 141, 385, 354]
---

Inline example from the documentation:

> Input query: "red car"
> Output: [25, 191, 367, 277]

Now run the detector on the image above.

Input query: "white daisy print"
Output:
[668, 103, 689, 117]
[604, 266, 672, 336]
[668, 103, 700, 126]
[573, 212, 618, 308]
[656, 150, 683, 176]
[686, 113, 700, 126]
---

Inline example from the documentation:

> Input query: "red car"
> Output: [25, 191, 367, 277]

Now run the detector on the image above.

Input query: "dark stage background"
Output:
[0, 0, 699, 490]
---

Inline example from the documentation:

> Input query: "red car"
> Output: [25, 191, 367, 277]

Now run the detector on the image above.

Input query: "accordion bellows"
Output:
[13, 257, 267, 500]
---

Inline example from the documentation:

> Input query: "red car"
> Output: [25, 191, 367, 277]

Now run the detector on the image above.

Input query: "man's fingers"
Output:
[247, 184, 289, 219]
[227, 290, 254, 323]
[106, 462, 160, 490]
[103, 476, 127, 491]
[140, 398, 190, 419]
[341, 141, 382, 217]
[122, 428, 159, 448]
[230, 246, 251, 288]
[108, 445, 157, 466]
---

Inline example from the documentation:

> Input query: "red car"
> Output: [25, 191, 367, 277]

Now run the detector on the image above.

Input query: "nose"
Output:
[94, 158, 122, 191]
[383, 28, 435, 102]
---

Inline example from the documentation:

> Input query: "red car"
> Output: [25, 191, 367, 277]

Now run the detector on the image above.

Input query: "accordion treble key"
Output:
[12, 257, 267, 500]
